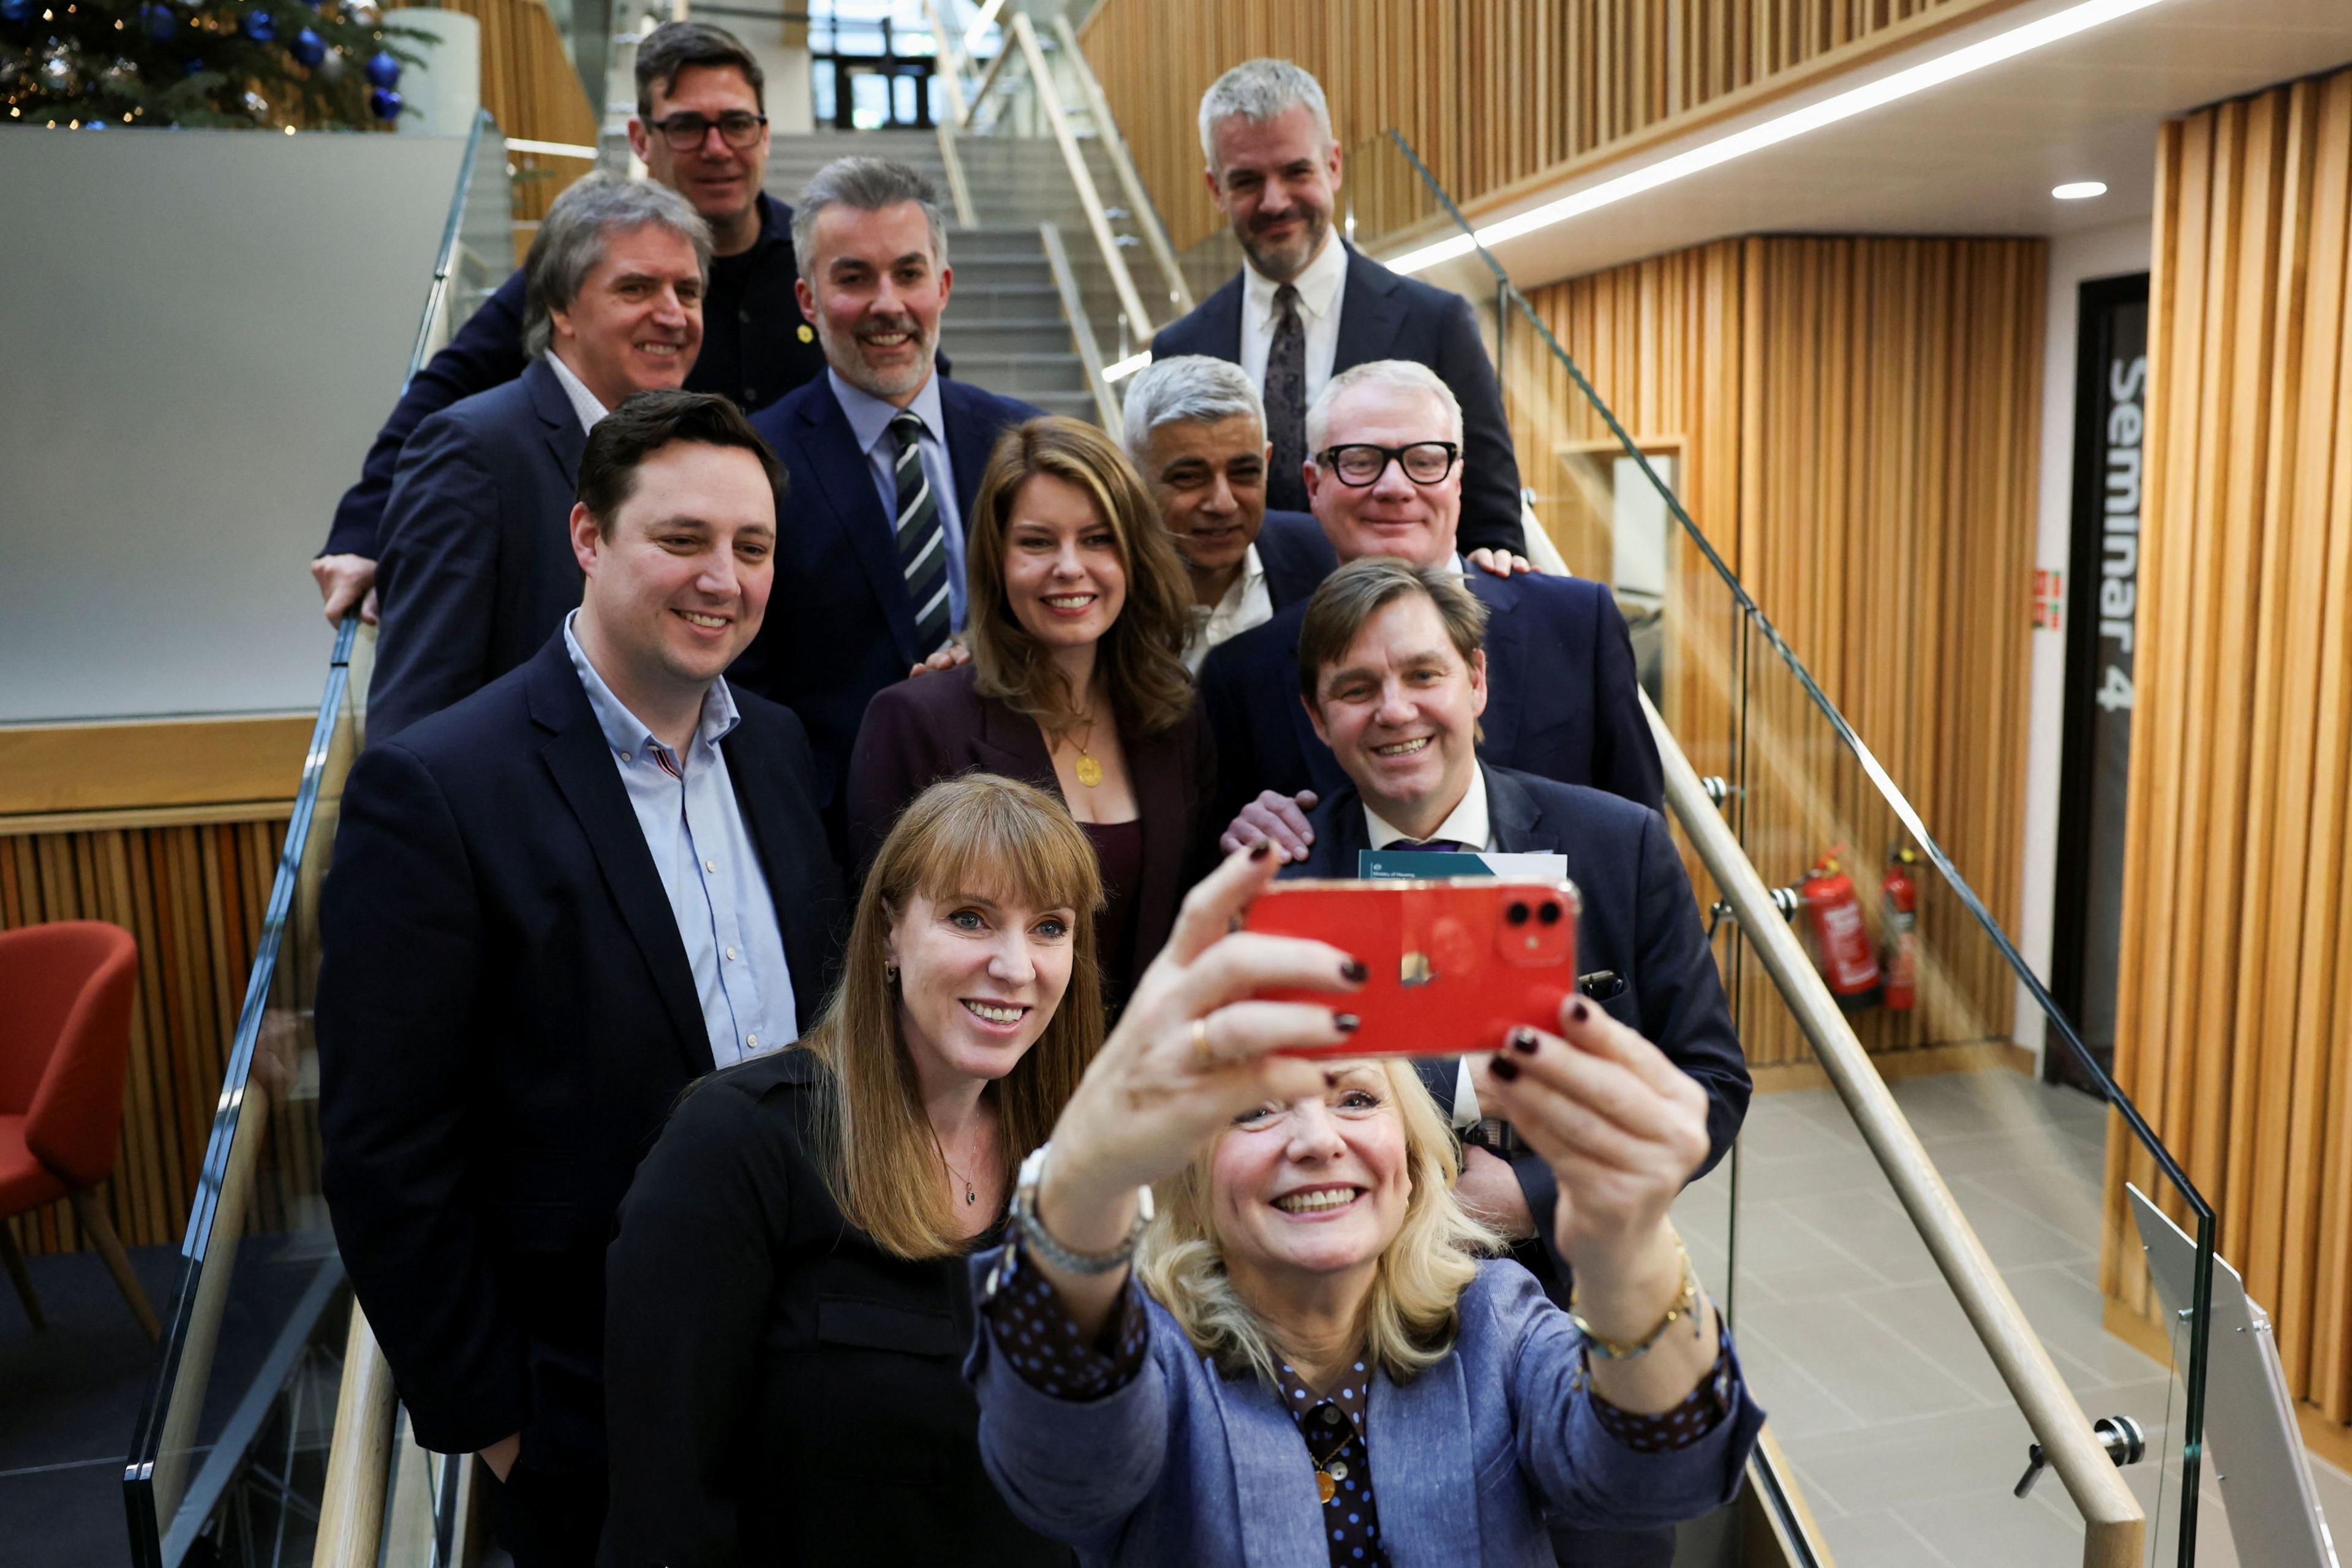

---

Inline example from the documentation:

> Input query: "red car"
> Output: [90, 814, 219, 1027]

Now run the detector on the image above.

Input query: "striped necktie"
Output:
[889, 409, 951, 657]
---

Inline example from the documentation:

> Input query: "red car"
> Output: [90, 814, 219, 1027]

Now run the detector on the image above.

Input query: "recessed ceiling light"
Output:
[2052, 181, 2109, 200]
[1389, 0, 2170, 274]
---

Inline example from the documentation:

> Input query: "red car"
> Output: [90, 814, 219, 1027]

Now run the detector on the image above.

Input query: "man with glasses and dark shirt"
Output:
[311, 21, 825, 625]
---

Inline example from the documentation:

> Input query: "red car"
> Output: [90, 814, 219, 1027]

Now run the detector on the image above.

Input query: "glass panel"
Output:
[1344, 126, 2218, 1566]
[123, 111, 509, 1568]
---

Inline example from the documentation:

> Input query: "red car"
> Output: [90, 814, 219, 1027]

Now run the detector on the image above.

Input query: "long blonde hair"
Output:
[1136, 1058, 1499, 1387]
[803, 775, 1106, 1260]
[965, 417, 1197, 737]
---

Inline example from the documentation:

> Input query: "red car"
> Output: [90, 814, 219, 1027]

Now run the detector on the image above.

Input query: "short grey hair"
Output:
[1306, 360, 1463, 454]
[792, 157, 950, 284]
[522, 172, 712, 358]
[1197, 58, 1333, 167]
[1119, 355, 1265, 468]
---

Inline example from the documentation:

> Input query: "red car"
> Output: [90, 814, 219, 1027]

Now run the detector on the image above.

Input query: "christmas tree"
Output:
[1, 0, 428, 131]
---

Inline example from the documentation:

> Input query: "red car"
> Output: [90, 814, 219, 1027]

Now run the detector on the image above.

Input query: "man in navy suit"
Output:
[1119, 353, 1334, 670]
[366, 174, 710, 741]
[1202, 359, 1663, 859]
[318, 391, 843, 1567]
[312, 21, 829, 627]
[738, 157, 1040, 813]
[1283, 556, 1744, 1568]
[1153, 58, 1526, 562]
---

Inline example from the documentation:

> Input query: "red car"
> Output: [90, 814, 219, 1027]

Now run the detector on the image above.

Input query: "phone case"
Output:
[1242, 878, 1583, 1058]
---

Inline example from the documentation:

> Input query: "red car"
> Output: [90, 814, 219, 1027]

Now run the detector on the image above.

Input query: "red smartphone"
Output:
[1242, 878, 1583, 1058]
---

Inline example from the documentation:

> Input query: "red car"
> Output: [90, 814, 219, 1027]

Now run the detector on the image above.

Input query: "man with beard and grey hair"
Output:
[739, 156, 1039, 823]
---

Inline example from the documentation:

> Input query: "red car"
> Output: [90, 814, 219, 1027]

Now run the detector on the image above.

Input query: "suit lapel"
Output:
[1194, 273, 1246, 361]
[1206, 1373, 1339, 1564]
[1483, 764, 1545, 852]
[797, 382, 917, 662]
[1125, 718, 1191, 957]
[524, 358, 590, 484]
[974, 693, 1055, 786]
[1470, 575, 1527, 762]
[938, 380, 1004, 521]
[1333, 247, 1408, 370]
[526, 646, 712, 1074]
[1366, 1352, 1483, 1562]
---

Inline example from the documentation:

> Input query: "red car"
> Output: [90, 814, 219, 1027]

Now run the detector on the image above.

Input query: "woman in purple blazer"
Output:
[848, 418, 1211, 1008]
[965, 847, 1762, 1566]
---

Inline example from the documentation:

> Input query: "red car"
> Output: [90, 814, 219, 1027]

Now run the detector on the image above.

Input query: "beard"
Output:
[1236, 203, 1331, 284]
[818, 308, 934, 401]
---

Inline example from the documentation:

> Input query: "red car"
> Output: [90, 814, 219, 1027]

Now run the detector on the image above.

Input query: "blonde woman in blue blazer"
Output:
[966, 845, 1762, 1566]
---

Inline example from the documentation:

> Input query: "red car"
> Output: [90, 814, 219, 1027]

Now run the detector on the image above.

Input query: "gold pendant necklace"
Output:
[1067, 706, 1104, 788]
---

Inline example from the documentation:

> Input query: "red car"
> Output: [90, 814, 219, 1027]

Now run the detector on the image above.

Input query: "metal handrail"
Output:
[1646, 690, 2146, 1568]
[959, 28, 1021, 129]
[936, 118, 978, 227]
[1047, 11, 1193, 317]
[920, 0, 970, 127]
[1004, 12, 1154, 342]
[1039, 221, 1123, 434]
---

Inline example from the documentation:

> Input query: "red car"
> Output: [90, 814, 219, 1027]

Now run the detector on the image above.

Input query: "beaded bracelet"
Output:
[1568, 1232, 1703, 1362]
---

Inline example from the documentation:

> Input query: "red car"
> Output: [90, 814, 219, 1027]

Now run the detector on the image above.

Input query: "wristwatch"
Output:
[1008, 1142, 1154, 1276]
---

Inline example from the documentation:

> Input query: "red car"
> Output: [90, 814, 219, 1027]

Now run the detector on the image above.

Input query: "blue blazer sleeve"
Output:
[368, 410, 503, 742]
[966, 1247, 1174, 1553]
[1490, 1264, 1761, 1530]
[322, 268, 528, 559]
[1589, 591, 1665, 813]
[1431, 290, 1528, 560]
[316, 740, 528, 1454]
[1632, 808, 1749, 1176]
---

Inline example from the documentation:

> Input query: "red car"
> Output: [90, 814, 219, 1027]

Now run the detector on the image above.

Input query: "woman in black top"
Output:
[599, 774, 1102, 1567]
[848, 417, 1208, 1010]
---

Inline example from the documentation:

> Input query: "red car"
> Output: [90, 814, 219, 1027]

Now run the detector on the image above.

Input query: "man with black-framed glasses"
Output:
[1200, 359, 1665, 861]
[311, 21, 827, 627]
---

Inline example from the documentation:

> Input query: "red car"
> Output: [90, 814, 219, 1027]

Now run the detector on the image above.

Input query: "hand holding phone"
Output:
[1242, 878, 1582, 1058]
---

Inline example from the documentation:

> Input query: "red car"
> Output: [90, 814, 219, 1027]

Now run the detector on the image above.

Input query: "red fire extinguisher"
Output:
[1882, 846, 1919, 1012]
[1802, 848, 1882, 1010]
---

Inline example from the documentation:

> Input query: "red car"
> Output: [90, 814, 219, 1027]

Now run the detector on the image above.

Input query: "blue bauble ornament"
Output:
[138, 2, 176, 39]
[368, 85, 400, 119]
[363, 48, 398, 88]
[0, 0, 34, 24]
[240, 7, 274, 40]
[290, 26, 323, 64]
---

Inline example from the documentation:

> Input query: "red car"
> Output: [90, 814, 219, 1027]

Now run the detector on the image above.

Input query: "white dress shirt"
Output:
[829, 368, 970, 630]
[1182, 543, 1273, 673]
[545, 350, 609, 436]
[1363, 763, 1497, 1133]
[1238, 233, 1349, 409]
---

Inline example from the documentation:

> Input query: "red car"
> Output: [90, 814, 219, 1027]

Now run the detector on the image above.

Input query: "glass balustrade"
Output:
[1340, 127, 2216, 1566]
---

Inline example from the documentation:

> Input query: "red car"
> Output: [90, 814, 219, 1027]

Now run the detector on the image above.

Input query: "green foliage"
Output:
[0, 0, 429, 131]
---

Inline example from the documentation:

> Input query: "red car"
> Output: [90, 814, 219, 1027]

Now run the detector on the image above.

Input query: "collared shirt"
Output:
[545, 350, 609, 436]
[1183, 542, 1275, 673]
[1239, 232, 1349, 410]
[1366, 764, 1498, 1133]
[829, 367, 969, 631]
[562, 611, 797, 1068]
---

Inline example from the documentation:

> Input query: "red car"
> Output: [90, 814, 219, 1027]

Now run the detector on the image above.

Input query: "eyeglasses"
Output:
[1313, 442, 1462, 487]
[649, 111, 768, 151]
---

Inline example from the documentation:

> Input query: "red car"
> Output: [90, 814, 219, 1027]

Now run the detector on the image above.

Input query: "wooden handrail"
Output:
[919, 0, 970, 127]
[958, 31, 1021, 129]
[1006, 13, 1155, 344]
[1048, 12, 1194, 318]
[1039, 222, 1125, 435]
[1642, 690, 2144, 1568]
[937, 119, 978, 228]
[311, 1305, 400, 1568]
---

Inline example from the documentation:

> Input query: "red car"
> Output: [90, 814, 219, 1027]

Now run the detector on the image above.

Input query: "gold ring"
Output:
[1191, 1016, 1215, 1068]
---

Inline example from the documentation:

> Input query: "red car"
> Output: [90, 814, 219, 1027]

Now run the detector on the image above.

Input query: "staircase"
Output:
[765, 127, 1169, 426]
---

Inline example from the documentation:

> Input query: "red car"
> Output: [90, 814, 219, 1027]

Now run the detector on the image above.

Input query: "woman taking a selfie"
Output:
[600, 775, 1098, 1567]
[848, 416, 1206, 1009]
[968, 846, 1762, 1566]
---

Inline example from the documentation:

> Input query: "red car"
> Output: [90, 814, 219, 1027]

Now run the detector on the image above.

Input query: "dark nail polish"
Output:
[1570, 999, 1591, 1023]
[1510, 1027, 1540, 1054]
[1333, 1012, 1360, 1033]
[1489, 1054, 1521, 1082]
[1249, 839, 1273, 862]
[1340, 958, 1369, 984]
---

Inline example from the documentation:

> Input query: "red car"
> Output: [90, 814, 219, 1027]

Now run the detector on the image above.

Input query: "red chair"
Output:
[0, 919, 160, 1341]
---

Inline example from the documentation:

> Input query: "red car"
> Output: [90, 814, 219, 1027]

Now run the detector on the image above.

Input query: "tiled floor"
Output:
[1670, 1069, 2352, 1566]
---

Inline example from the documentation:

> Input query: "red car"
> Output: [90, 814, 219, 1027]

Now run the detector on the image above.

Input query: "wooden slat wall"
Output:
[2105, 66, 2352, 1438]
[1079, 0, 2014, 253]
[1504, 235, 2045, 1068]
[0, 813, 289, 1255]
[391, 0, 598, 225]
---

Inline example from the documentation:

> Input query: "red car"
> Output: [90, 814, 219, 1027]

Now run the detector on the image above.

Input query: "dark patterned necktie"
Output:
[889, 409, 951, 657]
[1395, 838, 1469, 853]
[1263, 282, 1308, 513]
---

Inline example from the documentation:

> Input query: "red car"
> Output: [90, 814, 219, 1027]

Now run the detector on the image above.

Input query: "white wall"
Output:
[2012, 216, 2154, 1065]
[0, 129, 466, 723]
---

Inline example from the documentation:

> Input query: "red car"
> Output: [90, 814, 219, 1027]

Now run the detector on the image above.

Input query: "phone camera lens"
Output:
[1505, 900, 1531, 925]
[1538, 901, 1563, 925]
